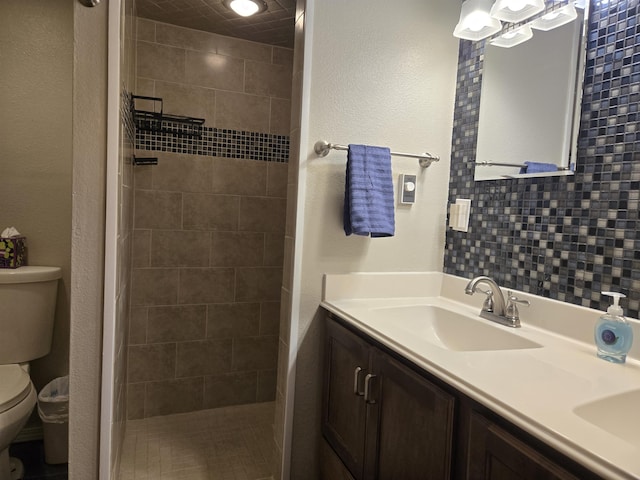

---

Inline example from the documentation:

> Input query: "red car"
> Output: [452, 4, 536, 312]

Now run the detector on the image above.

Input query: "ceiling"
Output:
[137, 0, 296, 48]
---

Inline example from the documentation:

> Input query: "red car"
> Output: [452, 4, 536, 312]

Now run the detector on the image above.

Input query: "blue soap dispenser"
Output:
[594, 292, 633, 363]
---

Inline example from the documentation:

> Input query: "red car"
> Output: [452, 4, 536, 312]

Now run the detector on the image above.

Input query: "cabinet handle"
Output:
[364, 374, 377, 404]
[353, 366, 365, 396]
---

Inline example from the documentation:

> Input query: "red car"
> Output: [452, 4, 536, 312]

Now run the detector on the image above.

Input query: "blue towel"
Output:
[343, 144, 395, 237]
[519, 161, 558, 174]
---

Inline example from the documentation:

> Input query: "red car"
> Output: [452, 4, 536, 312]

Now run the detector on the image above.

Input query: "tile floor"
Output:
[119, 401, 275, 480]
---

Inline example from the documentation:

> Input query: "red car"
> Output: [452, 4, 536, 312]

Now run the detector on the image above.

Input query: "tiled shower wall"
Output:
[127, 19, 292, 419]
[445, 0, 640, 317]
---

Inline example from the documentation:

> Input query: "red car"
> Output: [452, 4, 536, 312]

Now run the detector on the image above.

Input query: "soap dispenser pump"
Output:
[594, 292, 633, 363]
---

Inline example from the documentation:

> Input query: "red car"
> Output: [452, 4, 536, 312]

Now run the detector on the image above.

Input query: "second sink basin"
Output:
[573, 390, 640, 446]
[367, 305, 542, 352]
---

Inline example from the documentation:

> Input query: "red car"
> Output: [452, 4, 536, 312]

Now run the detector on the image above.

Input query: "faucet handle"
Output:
[476, 287, 495, 313]
[506, 291, 530, 324]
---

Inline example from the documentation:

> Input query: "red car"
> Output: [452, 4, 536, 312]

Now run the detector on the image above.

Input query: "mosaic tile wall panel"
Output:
[445, 0, 640, 318]
[135, 123, 290, 163]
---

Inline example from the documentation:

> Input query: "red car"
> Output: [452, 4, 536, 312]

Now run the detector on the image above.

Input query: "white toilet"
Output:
[0, 266, 61, 480]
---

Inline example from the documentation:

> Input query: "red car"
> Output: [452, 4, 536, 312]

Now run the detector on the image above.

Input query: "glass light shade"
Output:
[490, 0, 545, 23]
[530, 3, 578, 31]
[489, 25, 534, 47]
[227, 0, 266, 17]
[453, 0, 503, 41]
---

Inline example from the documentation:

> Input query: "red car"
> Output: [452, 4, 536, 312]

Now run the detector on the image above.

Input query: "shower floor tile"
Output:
[119, 402, 275, 480]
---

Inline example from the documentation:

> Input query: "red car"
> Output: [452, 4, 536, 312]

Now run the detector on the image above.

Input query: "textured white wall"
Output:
[0, 0, 72, 393]
[70, 2, 108, 479]
[287, 0, 460, 476]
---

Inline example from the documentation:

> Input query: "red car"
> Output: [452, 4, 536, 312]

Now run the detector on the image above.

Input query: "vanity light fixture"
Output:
[223, 0, 267, 17]
[530, 3, 578, 30]
[490, 0, 545, 23]
[490, 24, 534, 47]
[453, 0, 503, 41]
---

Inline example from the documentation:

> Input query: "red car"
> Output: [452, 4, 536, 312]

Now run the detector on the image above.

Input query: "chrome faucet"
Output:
[464, 276, 529, 328]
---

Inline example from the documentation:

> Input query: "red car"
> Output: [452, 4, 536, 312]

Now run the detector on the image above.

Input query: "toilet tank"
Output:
[0, 266, 62, 364]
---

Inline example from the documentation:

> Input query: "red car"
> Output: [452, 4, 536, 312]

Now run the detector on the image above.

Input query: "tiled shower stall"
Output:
[126, 19, 292, 420]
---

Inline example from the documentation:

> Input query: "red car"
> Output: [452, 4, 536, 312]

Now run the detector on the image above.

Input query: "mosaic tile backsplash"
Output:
[445, 0, 640, 318]
[135, 123, 290, 163]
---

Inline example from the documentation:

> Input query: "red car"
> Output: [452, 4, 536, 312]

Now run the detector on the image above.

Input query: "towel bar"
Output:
[314, 140, 439, 169]
[475, 161, 569, 171]
[476, 161, 528, 168]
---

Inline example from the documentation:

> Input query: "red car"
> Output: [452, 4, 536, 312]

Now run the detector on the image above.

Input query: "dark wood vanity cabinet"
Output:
[323, 313, 603, 480]
[322, 318, 371, 478]
[323, 317, 455, 480]
[366, 349, 455, 479]
[465, 411, 580, 480]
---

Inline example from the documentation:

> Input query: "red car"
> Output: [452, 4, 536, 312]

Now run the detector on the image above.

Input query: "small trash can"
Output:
[37, 376, 69, 465]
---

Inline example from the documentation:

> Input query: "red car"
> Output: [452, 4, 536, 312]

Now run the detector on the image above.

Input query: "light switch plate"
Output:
[399, 174, 417, 204]
[450, 198, 471, 232]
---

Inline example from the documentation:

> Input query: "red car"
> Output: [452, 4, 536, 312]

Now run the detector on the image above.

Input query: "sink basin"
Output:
[367, 305, 542, 352]
[573, 390, 640, 445]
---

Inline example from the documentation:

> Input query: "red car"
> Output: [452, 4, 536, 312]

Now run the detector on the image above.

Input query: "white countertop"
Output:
[320, 272, 640, 480]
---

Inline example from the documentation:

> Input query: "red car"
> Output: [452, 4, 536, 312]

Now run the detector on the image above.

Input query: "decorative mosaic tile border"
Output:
[445, 0, 640, 318]
[135, 122, 290, 163]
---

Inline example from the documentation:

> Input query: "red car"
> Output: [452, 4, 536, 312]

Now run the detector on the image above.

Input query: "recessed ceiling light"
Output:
[223, 0, 268, 17]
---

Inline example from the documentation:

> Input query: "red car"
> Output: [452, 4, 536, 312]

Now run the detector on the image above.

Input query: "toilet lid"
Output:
[0, 365, 31, 414]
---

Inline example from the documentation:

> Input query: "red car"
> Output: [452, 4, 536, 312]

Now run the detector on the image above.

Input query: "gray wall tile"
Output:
[259, 302, 281, 336]
[147, 305, 207, 343]
[137, 41, 185, 83]
[257, 369, 277, 402]
[245, 60, 292, 99]
[176, 338, 232, 377]
[239, 197, 286, 233]
[211, 231, 264, 267]
[126, 383, 145, 420]
[145, 377, 204, 417]
[232, 336, 278, 371]
[215, 91, 270, 132]
[185, 50, 244, 91]
[131, 268, 180, 306]
[129, 307, 148, 345]
[236, 267, 283, 302]
[207, 303, 261, 338]
[179, 268, 235, 304]
[128, 343, 176, 383]
[151, 230, 211, 267]
[264, 234, 285, 267]
[134, 190, 182, 229]
[267, 162, 288, 198]
[204, 371, 257, 408]
[183, 193, 240, 231]
[211, 157, 268, 196]
[151, 153, 213, 193]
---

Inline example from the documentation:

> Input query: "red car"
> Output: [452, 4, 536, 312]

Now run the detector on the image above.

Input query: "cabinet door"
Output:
[466, 411, 580, 480]
[365, 350, 455, 480]
[323, 319, 371, 480]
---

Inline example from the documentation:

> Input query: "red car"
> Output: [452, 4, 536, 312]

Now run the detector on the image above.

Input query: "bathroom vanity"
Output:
[319, 273, 640, 480]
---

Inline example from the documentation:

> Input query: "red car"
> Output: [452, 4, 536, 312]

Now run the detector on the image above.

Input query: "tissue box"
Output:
[0, 236, 26, 268]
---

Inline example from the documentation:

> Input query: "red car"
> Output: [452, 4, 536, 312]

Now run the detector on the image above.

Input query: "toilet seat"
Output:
[0, 365, 31, 414]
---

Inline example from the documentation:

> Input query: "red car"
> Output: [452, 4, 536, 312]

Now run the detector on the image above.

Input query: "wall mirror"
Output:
[474, 3, 588, 181]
